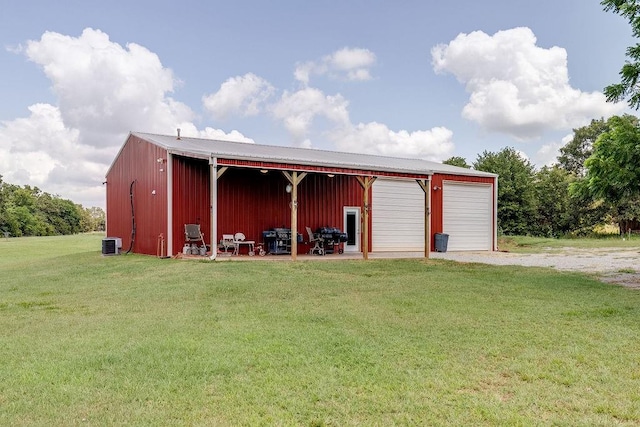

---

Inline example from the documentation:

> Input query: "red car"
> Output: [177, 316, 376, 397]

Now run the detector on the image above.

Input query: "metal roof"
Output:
[128, 131, 497, 178]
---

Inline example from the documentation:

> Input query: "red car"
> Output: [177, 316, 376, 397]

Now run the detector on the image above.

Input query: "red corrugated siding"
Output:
[216, 169, 365, 253]
[430, 173, 496, 251]
[106, 135, 168, 255]
[171, 156, 211, 255]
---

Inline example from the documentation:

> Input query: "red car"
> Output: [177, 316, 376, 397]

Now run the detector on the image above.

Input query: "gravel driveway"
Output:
[431, 247, 640, 289]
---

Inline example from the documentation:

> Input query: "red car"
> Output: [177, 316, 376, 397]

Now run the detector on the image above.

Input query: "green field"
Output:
[1, 234, 639, 425]
[499, 234, 640, 252]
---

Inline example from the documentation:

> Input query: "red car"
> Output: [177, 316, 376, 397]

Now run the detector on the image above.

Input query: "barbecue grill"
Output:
[316, 226, 348, 254]
[262, 228, 303, 255]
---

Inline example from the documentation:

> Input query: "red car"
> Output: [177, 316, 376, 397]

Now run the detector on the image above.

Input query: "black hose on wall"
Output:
[125, 180, 136, 254]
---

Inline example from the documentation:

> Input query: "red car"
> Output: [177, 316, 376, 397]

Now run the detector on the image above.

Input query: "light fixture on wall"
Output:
[260, 169, 268, 174]
[157, 158, 165, 163]
[433, 185, 441, 191]
[285, 183, 293, 193]
[327, 174, 335, 178]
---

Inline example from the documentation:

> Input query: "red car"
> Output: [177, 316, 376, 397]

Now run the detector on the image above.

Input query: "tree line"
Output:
[0, 175, 105, 237]
[446, 114, 640, 237]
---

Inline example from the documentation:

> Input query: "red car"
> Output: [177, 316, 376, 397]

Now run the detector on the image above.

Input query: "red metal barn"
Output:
[105, 132, 497, 258]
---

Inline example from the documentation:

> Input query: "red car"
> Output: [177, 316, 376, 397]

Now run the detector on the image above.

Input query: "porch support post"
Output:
[356, 176, 376, 260]
[166, 152, 173, 256]
[416, 178, 432, 259]
[282, 170, 307, 261]
[493, 176, 499, 251]
[208, 157, 218, 260]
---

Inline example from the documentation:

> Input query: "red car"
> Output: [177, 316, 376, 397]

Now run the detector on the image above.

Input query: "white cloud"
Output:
[176, 122, 255, 143]
[535, 133, 573, 167]
[202, 73, 274, 119]
[271, 87, 350, 145]
[2, 28, 254, 208]
[24, 28, 195, 147]
[0, 103, 108, 207]
[271, 81, 453, 159]
[270, 87, 453, 159]
[331, 123, 454, 161]
[329, 47, 376, 72]
[294, 47, 376, 85]
[293, 61, 318, 86]
[431, 27, 624, 140]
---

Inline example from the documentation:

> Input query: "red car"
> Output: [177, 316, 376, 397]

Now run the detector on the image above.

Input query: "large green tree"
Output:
[556, 117, 618, 235]
[534, 166, 576, 237]
[583, 115, 640, 202]
[573, 114, 640, 233]
[557, 118, 610, 176]
[474, 147, 537, 235]
[442, 156, 471, 169]
[80, 206, 106, 232]
[533, 166, 608, 237]
[601, 0, 640, 109]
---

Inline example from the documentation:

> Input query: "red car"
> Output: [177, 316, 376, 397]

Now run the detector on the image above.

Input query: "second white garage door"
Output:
[372, 179, 424, 251]
[442, 181, 493, 251]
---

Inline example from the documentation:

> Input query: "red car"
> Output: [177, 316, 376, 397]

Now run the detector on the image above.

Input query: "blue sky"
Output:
[0, 0, 634, 208]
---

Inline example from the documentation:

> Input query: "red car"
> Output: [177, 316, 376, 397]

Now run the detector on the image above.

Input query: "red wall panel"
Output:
[171, 156, 211, 255]
[106, 135, 168, 255]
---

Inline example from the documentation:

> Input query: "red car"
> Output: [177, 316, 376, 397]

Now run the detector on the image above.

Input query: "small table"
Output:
[233, 240, 255, 256]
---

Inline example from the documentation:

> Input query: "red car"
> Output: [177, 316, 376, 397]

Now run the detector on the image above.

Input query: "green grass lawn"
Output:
[499, 234, 640, 253]
[1, 234, 640, 425]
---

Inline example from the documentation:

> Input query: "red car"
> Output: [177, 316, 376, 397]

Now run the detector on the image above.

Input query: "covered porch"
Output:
[167, 154, 433, 261]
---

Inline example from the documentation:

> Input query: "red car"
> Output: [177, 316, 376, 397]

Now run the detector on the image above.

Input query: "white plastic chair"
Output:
[232, 232, 256, 256]
[220, 234, 235, 253]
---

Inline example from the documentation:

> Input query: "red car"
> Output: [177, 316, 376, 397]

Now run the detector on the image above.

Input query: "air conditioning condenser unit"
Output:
[102, 237, 122, 255]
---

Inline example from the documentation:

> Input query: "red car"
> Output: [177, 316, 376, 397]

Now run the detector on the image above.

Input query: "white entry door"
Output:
[343, 207, 360, 252]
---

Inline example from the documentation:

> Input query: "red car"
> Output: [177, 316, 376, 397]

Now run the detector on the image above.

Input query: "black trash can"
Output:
[434, 233, 449, 252]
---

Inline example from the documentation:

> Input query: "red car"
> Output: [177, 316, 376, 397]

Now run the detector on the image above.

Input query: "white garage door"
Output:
[372, 179, 424, 251]
[442, 181, 493, 251]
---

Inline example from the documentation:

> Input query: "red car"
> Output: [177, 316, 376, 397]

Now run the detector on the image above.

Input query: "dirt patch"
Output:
[600, 272, 640, 289]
